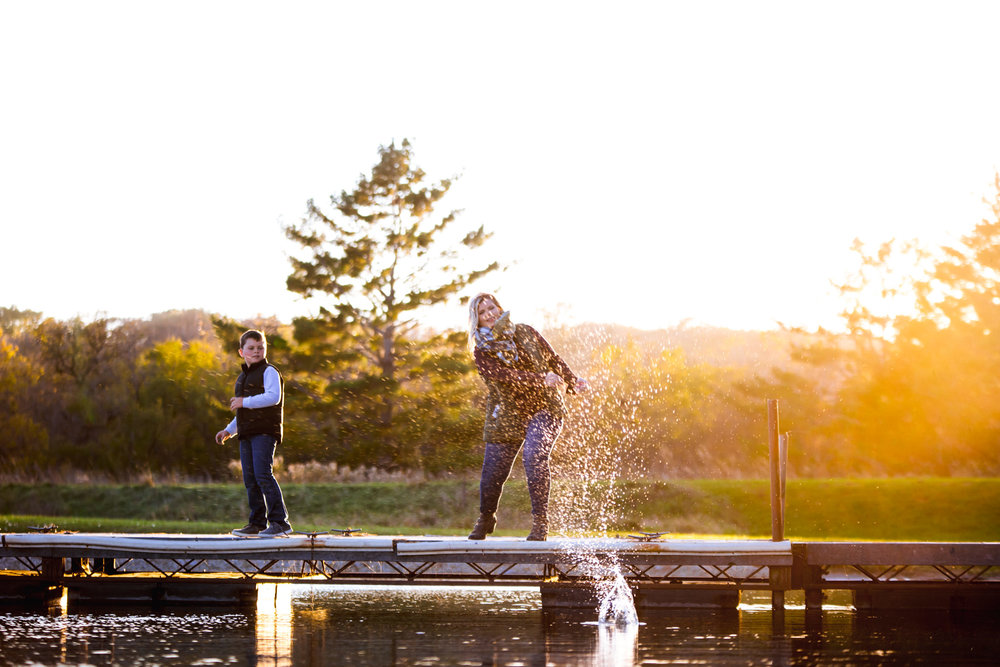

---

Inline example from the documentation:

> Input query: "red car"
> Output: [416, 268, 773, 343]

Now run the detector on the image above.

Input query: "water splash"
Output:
[536, 328, 655, 629]
[559, 543, 641, 628]
[546, 324, 660, 535]
[541, 324, 653, 628]
[596, 566, 639, 626]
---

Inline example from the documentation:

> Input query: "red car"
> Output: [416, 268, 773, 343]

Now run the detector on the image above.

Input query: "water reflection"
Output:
[1, 585, 999, 665]
[256, 583, 293, 667]
[286, 585, 552, 665]
[0, 604, 253, 665]
[595, 622, 638, 667]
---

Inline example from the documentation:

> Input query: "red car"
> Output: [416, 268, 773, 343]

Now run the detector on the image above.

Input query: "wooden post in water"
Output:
[767, 399, 788, 611]
[779, 432, 788, 524]
[767, 399, 782, 541]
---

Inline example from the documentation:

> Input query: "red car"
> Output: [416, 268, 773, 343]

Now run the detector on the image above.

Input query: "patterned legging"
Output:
[478, 410, 563, 517]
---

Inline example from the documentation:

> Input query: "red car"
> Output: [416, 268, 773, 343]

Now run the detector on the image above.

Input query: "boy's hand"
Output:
[215, 430, 232, 445]
[229, 397, 244, 411]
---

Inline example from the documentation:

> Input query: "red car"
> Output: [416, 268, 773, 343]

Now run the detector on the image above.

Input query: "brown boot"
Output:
[526, 514, 548, 541]
[468, 512, 497, 540]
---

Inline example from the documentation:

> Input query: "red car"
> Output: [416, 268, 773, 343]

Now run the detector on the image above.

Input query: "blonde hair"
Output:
[467, 292, 503, 353]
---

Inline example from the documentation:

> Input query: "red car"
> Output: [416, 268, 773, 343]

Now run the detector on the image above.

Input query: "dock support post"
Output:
[793, 543, 825, 610]
[769, 567, 791, 611]
[41, 557, 65, 581]
[778, 432, 788, 523]
[94, 558, 117, 574]
[767, 399, 790, 612]
[767, 399, 783, 542]
[21, 557, 66, 606]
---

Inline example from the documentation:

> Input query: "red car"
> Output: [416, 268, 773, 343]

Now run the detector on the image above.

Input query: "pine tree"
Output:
[284, 139, 499, 466]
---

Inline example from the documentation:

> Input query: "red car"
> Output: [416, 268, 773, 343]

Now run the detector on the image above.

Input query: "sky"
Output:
[2, 1, 999, 334]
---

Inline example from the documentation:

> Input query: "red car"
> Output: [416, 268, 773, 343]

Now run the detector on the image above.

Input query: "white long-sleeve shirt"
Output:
[224, 365, 282, 435]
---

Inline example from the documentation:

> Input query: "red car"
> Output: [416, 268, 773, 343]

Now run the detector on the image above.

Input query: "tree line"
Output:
[2, 142, 998, 480]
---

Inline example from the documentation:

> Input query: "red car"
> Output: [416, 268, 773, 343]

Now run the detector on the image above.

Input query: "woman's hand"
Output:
[574, 378, 590, 393]
[543, 372, 562, 387]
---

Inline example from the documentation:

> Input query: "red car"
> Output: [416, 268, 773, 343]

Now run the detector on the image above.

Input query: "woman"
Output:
[467, 293, 588, 541]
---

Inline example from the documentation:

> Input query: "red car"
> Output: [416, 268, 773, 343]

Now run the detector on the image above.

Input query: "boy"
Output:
[215, 330, 293, 537]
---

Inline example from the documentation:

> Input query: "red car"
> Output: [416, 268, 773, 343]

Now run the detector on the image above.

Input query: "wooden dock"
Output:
[2, 532, 998, 610]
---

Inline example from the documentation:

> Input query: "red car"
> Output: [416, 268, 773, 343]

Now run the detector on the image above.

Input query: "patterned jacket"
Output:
[474, 323, 578, 444]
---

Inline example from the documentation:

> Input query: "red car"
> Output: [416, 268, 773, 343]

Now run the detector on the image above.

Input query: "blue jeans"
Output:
[479, 410, 563, 518]
[239, 434, 290, 529]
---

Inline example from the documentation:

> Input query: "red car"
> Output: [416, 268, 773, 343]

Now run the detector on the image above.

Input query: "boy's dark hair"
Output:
[240, 330, 266, 349]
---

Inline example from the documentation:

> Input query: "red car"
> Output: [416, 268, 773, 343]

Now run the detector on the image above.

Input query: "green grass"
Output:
[1, 478, 997, 541]
[642, 478, 1000, 541]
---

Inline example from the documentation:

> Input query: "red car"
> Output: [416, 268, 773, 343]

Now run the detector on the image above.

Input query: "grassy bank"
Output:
[1, 478, 997, 540]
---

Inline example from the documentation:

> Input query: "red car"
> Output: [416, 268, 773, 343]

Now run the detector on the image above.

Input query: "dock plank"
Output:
[799, 542, 1000, 566]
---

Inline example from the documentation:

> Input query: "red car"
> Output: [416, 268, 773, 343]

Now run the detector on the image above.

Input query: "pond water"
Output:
[1, 584, 998, 665]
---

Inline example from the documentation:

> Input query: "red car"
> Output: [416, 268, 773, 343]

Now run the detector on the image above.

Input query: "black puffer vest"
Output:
[235, 360, 284, 443]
